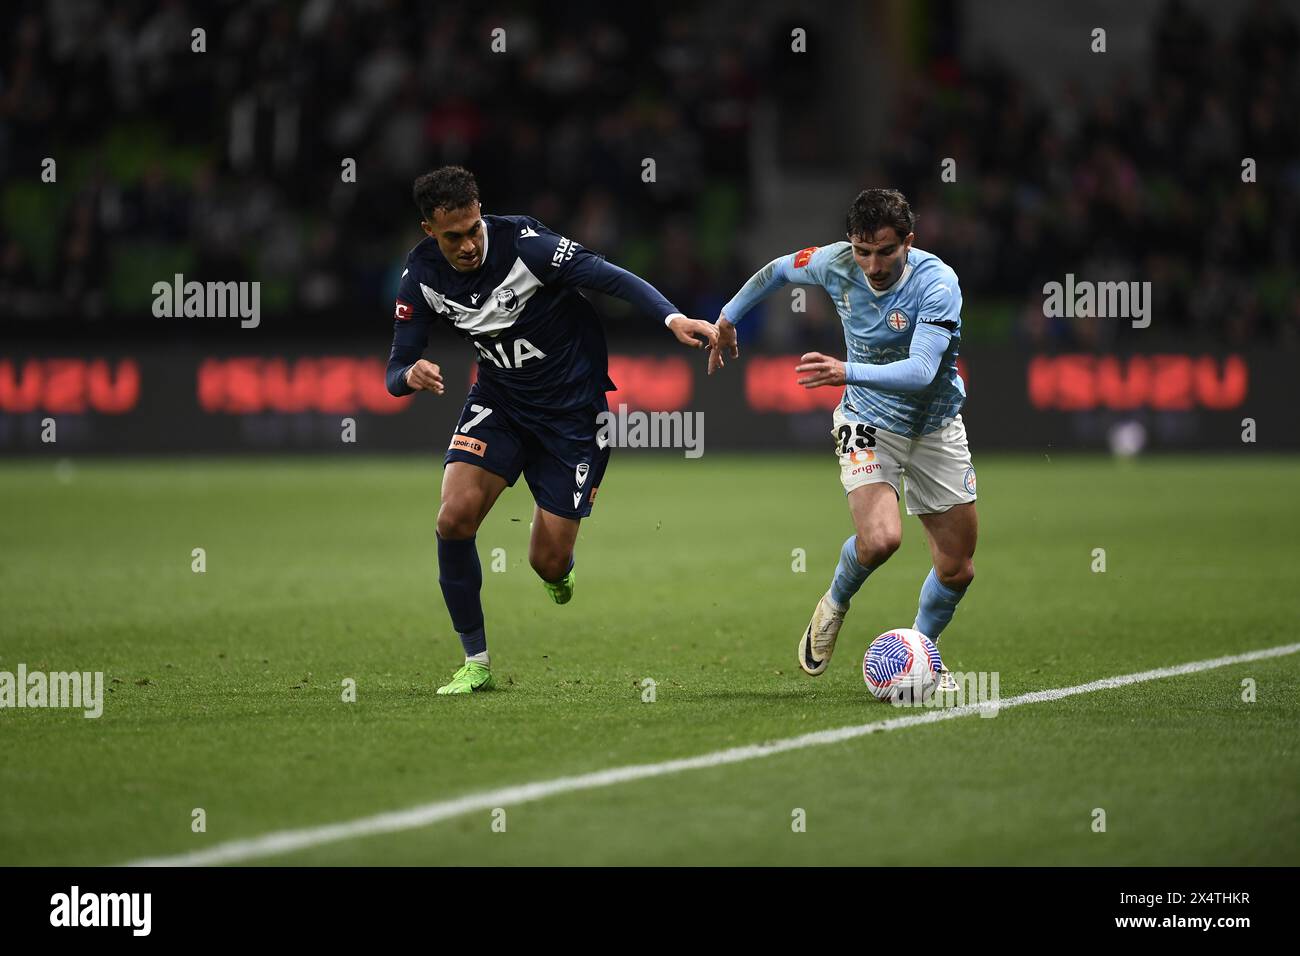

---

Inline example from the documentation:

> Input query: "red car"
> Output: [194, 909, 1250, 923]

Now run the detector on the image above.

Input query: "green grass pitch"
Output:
[1, 453, 1297, 865]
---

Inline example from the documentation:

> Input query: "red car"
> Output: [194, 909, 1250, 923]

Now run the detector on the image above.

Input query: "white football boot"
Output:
[914, 621, 960, 692]
[937, 666, 959, 693]
[798, 590, 847, 676]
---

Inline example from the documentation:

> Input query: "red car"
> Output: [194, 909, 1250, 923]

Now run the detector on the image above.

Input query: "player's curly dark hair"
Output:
[845, 188, 915, 242]
[413, 166, 480, 221]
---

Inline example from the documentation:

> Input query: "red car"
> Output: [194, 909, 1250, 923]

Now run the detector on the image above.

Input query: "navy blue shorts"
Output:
[443, 383, 611, 520]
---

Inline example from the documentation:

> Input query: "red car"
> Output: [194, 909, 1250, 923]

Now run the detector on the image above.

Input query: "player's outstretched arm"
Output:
[708, 249, 822, 375]
[796, 322, 951, 392]
[665, 312, 720, 349]
[538, 238, 717, 350]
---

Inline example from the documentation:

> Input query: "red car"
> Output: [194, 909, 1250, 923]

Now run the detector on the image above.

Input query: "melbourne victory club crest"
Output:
[886, 309, 910, 332]
[496, 288, 518, 311]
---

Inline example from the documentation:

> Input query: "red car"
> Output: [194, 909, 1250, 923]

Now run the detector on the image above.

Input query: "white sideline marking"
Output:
[125, 642, 1300, 866]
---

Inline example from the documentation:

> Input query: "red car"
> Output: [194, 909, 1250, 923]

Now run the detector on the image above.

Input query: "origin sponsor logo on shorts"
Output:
[449, 434, 487, 457]
[847, 447, 879, 476]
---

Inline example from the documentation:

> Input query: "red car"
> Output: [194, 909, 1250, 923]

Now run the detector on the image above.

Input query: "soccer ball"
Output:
[863, 628, 942, 703]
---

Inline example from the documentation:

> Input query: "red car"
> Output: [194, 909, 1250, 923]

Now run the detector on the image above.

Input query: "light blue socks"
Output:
[830, 535, 873, 608]
[915, 567, 967, 640]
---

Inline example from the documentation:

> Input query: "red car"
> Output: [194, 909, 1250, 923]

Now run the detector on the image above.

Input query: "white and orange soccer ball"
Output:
[863, 628, 942, 703]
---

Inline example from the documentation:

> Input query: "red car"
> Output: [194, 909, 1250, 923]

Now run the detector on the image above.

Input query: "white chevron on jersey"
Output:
[420, 257, 544, 336]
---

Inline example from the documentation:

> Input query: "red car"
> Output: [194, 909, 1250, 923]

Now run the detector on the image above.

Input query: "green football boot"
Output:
[543, 567, 576, 605]
[436, 661, 496, 695]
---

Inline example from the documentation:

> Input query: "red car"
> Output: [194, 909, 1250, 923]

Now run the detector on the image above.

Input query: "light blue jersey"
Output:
[723, 243, 966, 438]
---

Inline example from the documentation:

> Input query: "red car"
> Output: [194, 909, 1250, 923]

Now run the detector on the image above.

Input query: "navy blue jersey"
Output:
[386, 214, 679, 417]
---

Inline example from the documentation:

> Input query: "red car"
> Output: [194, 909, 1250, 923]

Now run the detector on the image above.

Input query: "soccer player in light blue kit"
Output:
[709, 189, 977, 682]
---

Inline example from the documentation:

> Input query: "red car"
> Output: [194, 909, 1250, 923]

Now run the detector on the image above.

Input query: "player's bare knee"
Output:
[939, 560, 974, 591]
[436, 502, 481, 540]
[529, 550, 570, 582]
[856, 532, 900, 568]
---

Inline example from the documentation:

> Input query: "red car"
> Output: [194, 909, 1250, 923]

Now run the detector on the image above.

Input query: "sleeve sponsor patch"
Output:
[552, 236, 577, 267]
[394, 299, 414, 321]
[920, 318, 959, 332]
[793, 246, 819, 268]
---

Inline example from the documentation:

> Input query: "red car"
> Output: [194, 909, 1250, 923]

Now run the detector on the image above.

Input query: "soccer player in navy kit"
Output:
[387, 166, 718, 695]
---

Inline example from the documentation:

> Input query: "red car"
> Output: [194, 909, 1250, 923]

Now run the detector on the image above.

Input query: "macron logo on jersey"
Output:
[519, 226, 540, 238]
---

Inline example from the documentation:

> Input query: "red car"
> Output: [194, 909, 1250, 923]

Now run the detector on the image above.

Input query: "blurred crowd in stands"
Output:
[887, 0, 1300, 349]
[1, 0, 1296, 349]
[0, 1, 767, 334]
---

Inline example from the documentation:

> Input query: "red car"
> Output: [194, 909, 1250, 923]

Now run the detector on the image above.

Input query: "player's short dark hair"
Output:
[413, 166, 480, 221]
[845, 188, 915, 242]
